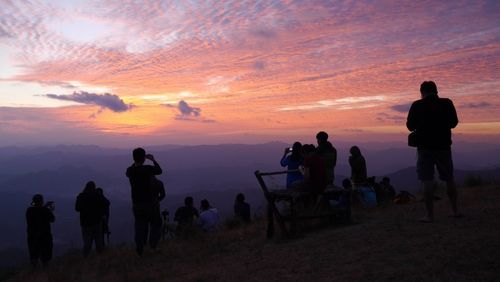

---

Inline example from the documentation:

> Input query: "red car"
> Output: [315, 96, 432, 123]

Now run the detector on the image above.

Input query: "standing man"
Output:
[126, 148, 163, 255]
[26, 194, 55, 268]
[316, 131, 337, 186]
[75, 181, 107, 257]
[407, 81, 459, 222]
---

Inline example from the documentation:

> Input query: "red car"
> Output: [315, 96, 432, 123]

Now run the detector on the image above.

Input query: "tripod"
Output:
[161, 210, 175, 240]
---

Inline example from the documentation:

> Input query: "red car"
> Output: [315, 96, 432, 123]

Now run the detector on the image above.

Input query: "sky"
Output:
[0, 0, 499, 147]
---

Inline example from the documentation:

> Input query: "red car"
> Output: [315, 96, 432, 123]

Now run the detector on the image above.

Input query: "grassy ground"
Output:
[8, 184, 500, 282]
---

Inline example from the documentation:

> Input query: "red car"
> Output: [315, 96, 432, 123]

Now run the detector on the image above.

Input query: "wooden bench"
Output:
[255, 170, 351, 238]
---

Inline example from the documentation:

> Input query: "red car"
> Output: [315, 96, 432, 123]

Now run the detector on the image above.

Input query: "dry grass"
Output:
[9, 184, 500, 282]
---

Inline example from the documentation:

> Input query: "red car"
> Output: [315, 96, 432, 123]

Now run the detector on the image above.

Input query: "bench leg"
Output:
[266, 202, 275, 238]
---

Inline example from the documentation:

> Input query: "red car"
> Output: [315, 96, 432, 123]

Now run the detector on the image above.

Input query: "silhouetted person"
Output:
[234, 193, 251, 223]
[26, 194, 54, 268]
[198, 199, 219, 232]
[151, 176, 166, 203]
[96, 187, 111, 247]
[126, 148, 163, 255]
[407, 81, 459, 222]
[280, 142, 304, 188]
[174, 196, 199, 226]
[368, 176, 383, 204]
[316, 131, 337, 185]
[349, 146, 367, 187]
[342, 178, 352, 190]
[380, 177, 396, 201]
[302, 144, 327, 195]
[75, 181, 107, 257]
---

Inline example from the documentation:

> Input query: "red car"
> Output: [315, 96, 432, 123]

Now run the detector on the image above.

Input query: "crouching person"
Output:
[26, 194, 55, 268]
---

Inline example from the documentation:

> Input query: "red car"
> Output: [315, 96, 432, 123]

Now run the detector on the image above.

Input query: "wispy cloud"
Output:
[278, 96, 387, 111]
[44, 91, 133, 112]
[461, 102, 493, 109]
[377, 112, 405, 123]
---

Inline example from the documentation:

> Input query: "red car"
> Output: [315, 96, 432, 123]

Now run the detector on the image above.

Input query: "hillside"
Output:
[7, 183, 500, 282]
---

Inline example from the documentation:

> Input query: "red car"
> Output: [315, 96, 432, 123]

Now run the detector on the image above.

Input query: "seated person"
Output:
[198, 199, 219, 232]
[280, 142, 304, 189]
[380, 177, 396, 201]
[234, 193, 251, 223]
[367, 176, 383, 204]
[174, 196, 199, 229]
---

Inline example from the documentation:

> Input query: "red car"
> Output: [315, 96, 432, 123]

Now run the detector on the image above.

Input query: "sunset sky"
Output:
[0, 0, 499, 147]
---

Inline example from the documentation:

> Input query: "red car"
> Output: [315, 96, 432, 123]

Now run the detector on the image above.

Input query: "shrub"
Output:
[464, 174, 484, 187]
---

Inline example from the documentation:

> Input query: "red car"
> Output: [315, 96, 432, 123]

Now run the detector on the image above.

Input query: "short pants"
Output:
[417, 149, 454, 181]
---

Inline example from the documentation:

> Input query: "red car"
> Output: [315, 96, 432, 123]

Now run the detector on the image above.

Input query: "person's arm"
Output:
[406, 102, 417, 131]
[447, 99, 458, 128]
[146, 154, 162, 175]
[47, 209, 55, 223]
[280, 149, 289, 167]
[75, 195, 81, 212]
[158, 184, 166, 201]
[173, 209, 180, 222]
[332, 148, 337, 168]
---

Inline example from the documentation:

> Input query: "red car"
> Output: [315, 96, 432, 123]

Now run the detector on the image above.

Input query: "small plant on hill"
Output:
[465, 174, 485, 187]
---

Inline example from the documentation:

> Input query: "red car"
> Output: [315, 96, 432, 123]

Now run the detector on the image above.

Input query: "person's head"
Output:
[236, 193, 245, 203]
[420, 81, 438, 98]
[349, 146, 362, 157]
[184, 196, 194, 207]
[290, 142, 303, 160]
[382, 176, 390, 184]
[342, 178, 352, 189]
[367, 176, 376, 185]
[84, 181, 96, 193]
[31, 194, 44, 207]
[316, 131, 329, 145]
[302, 144, 316, 156]
[291, 142, 302, 153]
[200, 199, 210, 211]
[132, 147, 146, 164]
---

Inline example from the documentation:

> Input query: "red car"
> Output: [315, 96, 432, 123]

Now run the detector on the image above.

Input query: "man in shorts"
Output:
[407, 81, 459, 222]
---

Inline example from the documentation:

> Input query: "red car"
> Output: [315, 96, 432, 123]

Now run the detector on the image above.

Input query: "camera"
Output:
[45, 201, 55, 211]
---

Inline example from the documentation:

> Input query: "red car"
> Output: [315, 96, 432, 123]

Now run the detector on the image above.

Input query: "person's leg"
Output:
[435, 149, 459, 217]
[133, 206, 148, 255]
[40, 233, 53, 268]
[149, 206, 163, 249]
[422, 180, 435, 222]
[81, 227, 93, 257]
[93, 223, 104, 254]
[27, 234, 40, 268]
[417, 150, 435, 222]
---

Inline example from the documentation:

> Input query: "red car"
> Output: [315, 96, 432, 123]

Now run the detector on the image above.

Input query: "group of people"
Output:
[26, 80, 460, 266]
[172, 193, 251, 237]
[25, 182, 112, 268]
[280, 131, 337, 194]
[279, 131, 395, 208]
[172, 196, 219, 235]
[278, 80, 460, 218]
[26, 147, 252, 265]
